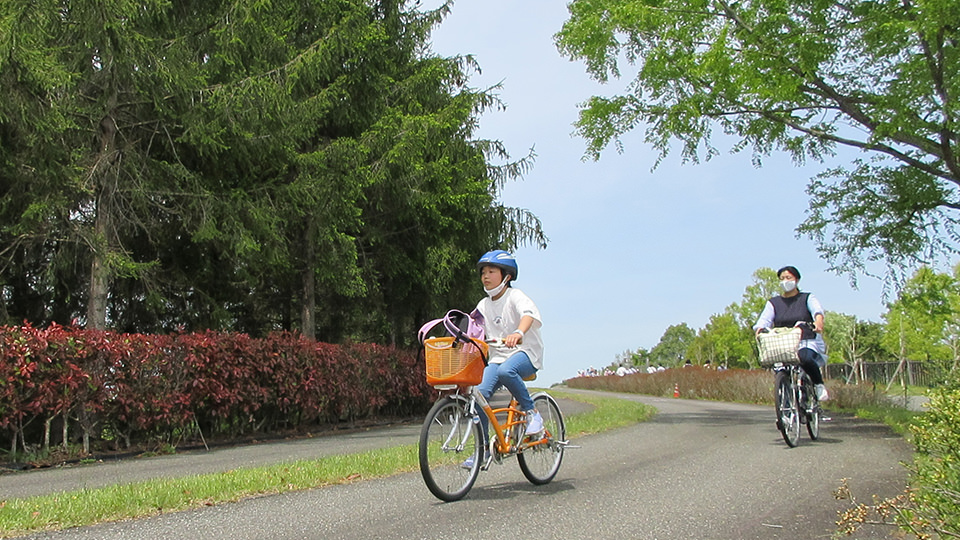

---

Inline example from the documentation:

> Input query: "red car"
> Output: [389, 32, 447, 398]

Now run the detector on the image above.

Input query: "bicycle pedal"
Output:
[479, 453, 496, 471]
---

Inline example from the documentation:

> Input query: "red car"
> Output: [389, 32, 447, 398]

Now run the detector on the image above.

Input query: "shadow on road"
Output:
[816, 413, 902, 439]
[651, 407, 772, 427]
[461, 478, 577, 502]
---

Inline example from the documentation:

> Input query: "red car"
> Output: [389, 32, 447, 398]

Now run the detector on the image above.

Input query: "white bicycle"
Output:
[757, 324, 823, 447]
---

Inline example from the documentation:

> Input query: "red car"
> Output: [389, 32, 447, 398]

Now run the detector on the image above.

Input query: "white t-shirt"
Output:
[475, 287, 544, 369]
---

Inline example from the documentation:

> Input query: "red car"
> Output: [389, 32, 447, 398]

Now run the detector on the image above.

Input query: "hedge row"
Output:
[0, 324, 433, 456]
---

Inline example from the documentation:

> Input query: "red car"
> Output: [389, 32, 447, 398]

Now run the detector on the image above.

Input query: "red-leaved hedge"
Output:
[0, 324, 433, 456]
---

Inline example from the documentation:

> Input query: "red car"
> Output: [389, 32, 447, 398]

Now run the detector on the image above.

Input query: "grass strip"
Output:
[846, 404, 921, 437]
[0, 445, 419, 537]
[549, 389, 656, 436]
[0, 389, 654, 537]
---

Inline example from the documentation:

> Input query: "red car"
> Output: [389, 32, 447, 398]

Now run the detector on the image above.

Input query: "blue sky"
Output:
[424, 0, 892, 385]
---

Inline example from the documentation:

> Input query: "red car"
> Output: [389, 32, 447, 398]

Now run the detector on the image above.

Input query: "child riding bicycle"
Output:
[467, 250, 544, 466]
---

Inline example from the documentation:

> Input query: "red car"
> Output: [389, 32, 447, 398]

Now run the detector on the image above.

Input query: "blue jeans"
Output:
[477, 351, 537, 447]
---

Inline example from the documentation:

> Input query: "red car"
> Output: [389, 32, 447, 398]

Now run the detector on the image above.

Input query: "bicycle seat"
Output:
[523, 373, 537, 382]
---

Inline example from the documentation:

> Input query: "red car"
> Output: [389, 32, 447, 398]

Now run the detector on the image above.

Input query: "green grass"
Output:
[0, 390, 654, 538]
[0, 446, 419, 537]
[846, 404, 921, 436]
[551, 389, 656, 436]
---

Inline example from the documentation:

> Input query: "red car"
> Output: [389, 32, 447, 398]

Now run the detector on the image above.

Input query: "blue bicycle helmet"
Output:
[477, 250, 518, 281]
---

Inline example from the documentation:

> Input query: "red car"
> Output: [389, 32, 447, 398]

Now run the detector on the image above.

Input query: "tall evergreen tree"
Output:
[0, 0, 545, 342]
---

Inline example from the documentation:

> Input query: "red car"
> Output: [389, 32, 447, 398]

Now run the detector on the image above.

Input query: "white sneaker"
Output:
[816, 384, 829, 401]
[461, 451, 491, 469]
[525, 410, 543, 435]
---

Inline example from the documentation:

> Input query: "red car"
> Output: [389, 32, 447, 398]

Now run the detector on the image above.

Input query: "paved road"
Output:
[1, 392, 588, 500]
[12, 390, 912, 540]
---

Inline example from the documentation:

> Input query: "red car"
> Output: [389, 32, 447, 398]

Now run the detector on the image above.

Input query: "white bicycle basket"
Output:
[757, 327, 802, 367]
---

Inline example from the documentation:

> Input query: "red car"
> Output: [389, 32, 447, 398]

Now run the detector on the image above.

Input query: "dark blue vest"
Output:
[770, 292, 816, 340]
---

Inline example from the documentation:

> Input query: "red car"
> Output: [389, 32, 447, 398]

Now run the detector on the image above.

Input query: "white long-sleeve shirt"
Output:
[753, 293, 827, 361]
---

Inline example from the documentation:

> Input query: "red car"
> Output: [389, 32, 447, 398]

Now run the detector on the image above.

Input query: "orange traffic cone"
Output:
[673, 383, 680, 398]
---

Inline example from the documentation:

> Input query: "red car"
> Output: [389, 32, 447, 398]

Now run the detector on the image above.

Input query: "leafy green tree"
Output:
[947, 264, 960, 372]
[555, 0, 960, 278]
[824, 314, 894, 382]
[732, 268, 779, 328]
[650, 323, 696, 367]
[615, 347, 650, 368]
[825, 312, 858, 364]
[689, 267, 779, 368]
[857, 320, 895, 364]
[632, 346, 652, 368]
[883, 266, 958, 380]
[687, 309, 756, 368]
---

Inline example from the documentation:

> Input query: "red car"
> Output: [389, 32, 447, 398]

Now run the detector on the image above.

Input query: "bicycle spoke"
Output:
[419, 397, 482, 501]
[518, 393, 565, 485]
[775, 370, 801, 447]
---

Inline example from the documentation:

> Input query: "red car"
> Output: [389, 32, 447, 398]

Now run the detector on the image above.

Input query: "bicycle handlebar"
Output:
[485, 337, 523, 346]
[757, 321, 817, 335]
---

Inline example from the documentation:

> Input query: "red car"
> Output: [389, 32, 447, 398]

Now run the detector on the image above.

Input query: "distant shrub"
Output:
[565, 366, 896, 410]
[827, 380, 893, 410]
[566, 367, 773, 404]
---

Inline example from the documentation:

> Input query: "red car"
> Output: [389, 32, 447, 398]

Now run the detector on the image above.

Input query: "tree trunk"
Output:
[0, 286, 8, 325]
[87, 240, 110, 329]
[86, 97, 119, 330]
[300, 216, 317, 340]
[43, 416, 52, 451]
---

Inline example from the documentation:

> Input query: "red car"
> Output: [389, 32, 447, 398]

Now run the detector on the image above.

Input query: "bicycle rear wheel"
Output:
[806, 392, 821, 440]
[806, 404, 820, 439]
[774, 370, 801, 447]
[797, 376, 821, 440]
[518, 393, 565, 485]
[418, 396, 482, 502]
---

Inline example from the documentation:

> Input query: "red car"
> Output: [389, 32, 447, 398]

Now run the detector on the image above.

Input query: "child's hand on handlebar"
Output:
[504, 332, 523, 348]
[487, 333, 524, 348]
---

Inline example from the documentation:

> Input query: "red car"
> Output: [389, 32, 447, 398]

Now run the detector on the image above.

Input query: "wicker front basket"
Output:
[423, 337, 488, 387]
[757, 327, 802, 367]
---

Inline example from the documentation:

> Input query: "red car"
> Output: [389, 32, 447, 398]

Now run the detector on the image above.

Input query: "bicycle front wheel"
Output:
[518, 393, 565, 485]
[774, 371, 801, 447]
[418, 396, 482, 502]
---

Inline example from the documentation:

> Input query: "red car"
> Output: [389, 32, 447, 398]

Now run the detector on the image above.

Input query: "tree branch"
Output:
[714, 0, 959, 185]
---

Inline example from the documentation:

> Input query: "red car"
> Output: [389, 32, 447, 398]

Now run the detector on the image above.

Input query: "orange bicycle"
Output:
[417, 336, 567, 502]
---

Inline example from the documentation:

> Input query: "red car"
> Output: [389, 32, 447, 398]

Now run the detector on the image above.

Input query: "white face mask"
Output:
[781, 280, 797, 293]
[484, 277, 509, 298]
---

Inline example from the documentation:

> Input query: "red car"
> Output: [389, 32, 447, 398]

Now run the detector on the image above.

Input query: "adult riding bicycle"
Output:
[417, 334, 567, 502]
[757, 324, 823, 447]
